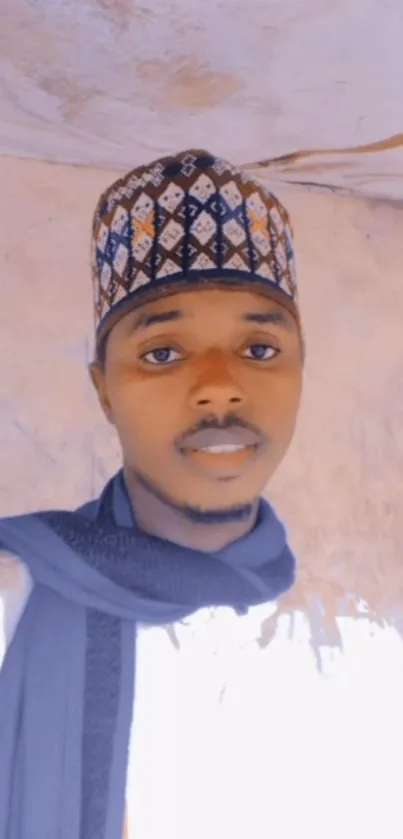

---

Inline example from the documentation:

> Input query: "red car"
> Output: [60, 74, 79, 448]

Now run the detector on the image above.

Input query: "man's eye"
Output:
[142, 347, 182, 365]
[243, 344, 278, 361]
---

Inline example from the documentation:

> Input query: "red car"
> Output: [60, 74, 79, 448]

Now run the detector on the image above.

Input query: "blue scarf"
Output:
[0, 471, 296, 839]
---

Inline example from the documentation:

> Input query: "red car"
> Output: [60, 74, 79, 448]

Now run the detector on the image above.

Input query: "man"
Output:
[0, 150, 303, 839]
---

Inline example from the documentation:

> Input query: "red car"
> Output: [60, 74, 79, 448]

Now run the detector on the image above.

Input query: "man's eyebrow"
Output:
[130, 307, 294, 332]
[242, 311, 294, 330]
[131, 310, 183, 331]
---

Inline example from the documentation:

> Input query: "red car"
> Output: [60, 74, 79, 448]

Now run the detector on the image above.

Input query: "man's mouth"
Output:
[179, 427, 263, 454]
[197, 443, 252, 454]
[176, 427, 264, 479]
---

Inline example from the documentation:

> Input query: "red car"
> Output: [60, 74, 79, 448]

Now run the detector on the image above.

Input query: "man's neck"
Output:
[123, 470, 258, 553]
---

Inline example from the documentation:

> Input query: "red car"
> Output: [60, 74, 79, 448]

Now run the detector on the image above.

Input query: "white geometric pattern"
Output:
[113, 283, 129, 305]
[148, 163, 165, 188]
[278, 273, 293, 296]
[158, 182, 185, 214]
[100, 262, 112, 289]
[189, 174, 215, 204]
[132, 194, 154, 222]
[191, 210, 216, 245]
[268, 206, 283, 235]
[125, 175, 142, 196]
[157, 258, 181, 279]
[97, 222, 109, 253]
[275, 240, 288, 271]
[132, 270, 152, 290]
[223, 254, 248, 272]
[159, 220, 184, 252]
[132, 234, 153, 263]
[288, 254, 297, 290]
[223, 219, 246, 246]
[181, 153, 197, 177]
[246, 193, 267, 219]
[251, 230, 271, 256]
[111, 207, 128, 235]
[254, 261, 275, 282]
[114, 243, 129, 276]
[220, 183, 243, 210]
[213, 158, 233, 177]
[190, 253, 216, 270]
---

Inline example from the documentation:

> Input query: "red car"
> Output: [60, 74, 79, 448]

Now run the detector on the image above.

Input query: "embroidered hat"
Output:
[92, 149, 299, 351]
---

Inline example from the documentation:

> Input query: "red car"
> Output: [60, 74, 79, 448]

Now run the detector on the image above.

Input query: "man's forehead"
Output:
[116, 287, 296, 336]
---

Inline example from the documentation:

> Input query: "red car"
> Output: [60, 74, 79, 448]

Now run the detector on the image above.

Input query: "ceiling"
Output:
[1, 0, 402, 201]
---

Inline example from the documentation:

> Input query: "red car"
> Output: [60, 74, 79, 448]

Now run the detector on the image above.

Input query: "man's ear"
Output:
[88, 362, 115, 424]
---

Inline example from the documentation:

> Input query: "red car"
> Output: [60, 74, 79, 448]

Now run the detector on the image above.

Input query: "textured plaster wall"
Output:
[1, 0, 403, 200]
[1, 156, 403, 633]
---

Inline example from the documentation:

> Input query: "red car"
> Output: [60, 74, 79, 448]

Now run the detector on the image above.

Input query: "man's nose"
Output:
[188, 352, 247, 411]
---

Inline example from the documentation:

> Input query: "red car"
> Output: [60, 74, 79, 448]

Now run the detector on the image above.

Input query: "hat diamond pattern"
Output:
[92, 149, 298, 341]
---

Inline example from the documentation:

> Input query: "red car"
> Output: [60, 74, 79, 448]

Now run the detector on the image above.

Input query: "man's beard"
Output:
[132, 468, 256, 524]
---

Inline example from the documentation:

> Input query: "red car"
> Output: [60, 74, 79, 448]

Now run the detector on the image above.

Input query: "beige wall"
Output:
[3, 0, 403, 202]
[1, 156, 403, 636]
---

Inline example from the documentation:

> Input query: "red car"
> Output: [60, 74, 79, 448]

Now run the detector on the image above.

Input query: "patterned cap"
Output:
[92, 149, 298, 349]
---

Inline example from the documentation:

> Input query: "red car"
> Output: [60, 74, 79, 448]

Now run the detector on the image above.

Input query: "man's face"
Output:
[91, 287, 302, 513]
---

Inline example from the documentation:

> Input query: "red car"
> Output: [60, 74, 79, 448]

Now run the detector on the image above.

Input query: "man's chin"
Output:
[176, 502, 256, 525]
[131, 467, 257, 525]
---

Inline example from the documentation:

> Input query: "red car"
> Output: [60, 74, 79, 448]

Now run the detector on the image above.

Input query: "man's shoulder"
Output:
[0, 548, 25, 589]
[0, 511, 32, 586]
[0, 476, 115, 581]
[0, 470, 112, 592]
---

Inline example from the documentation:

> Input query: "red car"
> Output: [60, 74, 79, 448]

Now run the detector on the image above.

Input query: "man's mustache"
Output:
[175, 414, 267, 448]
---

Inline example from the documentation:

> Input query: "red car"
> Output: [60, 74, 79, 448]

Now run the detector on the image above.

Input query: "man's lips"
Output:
[178, 427, 263, 453]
